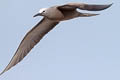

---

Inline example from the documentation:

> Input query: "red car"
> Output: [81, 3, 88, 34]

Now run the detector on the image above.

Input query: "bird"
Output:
[0, 2, 112, 75]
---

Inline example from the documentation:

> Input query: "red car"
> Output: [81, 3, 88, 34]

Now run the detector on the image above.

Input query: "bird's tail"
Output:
[78, 12, 99, 17]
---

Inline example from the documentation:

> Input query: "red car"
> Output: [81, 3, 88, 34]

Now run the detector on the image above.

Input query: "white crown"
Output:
[39, 8, 47, 13]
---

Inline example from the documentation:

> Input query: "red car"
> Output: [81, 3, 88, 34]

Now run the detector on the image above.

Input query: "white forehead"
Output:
[39, 8, 47, 13]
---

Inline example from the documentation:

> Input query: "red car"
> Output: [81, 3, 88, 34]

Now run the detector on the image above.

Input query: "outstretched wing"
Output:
[58, 3, 112, 11]
[0, 18, 59, 75]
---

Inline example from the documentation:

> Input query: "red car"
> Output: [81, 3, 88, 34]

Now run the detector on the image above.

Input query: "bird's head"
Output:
[33, 8, 48, 17]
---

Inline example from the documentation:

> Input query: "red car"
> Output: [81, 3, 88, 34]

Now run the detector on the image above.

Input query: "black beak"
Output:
[33, 13, 42, 17]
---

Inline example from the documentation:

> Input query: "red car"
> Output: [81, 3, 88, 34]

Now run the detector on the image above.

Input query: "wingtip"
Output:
[98, 3, 113, 11]
[0, 69, 7, 76]
[99, 3, 113, 11]
[107, 3, 113, 8]
[0, 71, 4, 76]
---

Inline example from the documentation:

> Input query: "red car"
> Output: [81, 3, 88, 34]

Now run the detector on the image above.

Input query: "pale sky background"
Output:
[0, 0, 119, 80]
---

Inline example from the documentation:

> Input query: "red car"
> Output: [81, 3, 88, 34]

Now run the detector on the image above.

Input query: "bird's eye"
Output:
[43, 11, 45, 13]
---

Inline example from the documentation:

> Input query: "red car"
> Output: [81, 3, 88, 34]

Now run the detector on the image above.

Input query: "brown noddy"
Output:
[0, 2, 112, 75]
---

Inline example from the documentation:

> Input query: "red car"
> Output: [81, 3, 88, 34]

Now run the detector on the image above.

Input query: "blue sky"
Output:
[0, 0, 120, 80]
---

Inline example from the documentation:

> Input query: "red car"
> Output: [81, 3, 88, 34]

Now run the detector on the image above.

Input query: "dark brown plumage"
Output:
[0, 2, 112, 75]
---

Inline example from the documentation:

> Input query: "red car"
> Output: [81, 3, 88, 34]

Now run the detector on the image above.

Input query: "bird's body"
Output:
[37, 6, 80, 21]
[0, 2, 112, 75]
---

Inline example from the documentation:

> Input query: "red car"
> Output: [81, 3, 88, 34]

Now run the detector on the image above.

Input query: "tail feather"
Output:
[78, 12, 99, 17]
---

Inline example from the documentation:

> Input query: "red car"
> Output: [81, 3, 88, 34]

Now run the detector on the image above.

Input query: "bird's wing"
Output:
[0, 18, 59, 75]
[57, 3, 112, 11]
